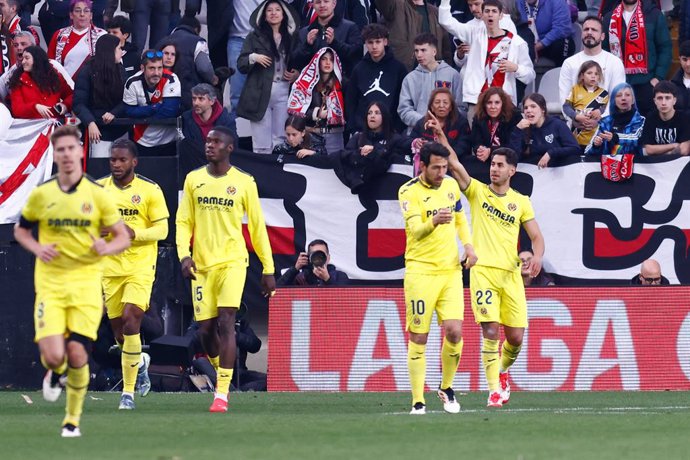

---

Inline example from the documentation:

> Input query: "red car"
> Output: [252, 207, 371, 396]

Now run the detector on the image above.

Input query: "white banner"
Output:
[0, 119, 55, 224]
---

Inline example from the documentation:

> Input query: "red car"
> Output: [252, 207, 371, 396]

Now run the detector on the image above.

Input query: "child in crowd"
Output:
[272, 115, 326, 158]
[563, 60, 609, 149]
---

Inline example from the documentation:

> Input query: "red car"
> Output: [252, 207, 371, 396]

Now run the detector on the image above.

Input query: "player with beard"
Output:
[446, 146, 545, 407]
[398, 141, 477, 415]
[559, 16, 626, 117]
[98, 138, 169, 411]
[176, 126, 276, 413]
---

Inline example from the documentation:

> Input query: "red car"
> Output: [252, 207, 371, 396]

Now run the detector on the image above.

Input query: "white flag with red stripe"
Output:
[0, 119, 55, 224]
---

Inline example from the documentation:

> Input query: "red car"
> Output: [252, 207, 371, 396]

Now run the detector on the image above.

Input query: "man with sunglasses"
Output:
[631, 259, 670, 285]
[122, 48, 181, 156]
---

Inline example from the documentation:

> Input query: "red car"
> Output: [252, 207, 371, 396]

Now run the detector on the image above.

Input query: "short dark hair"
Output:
[653, 80, 677, 97]
[178, 15, 201, 33]
[413, 33, 437, 48]
[680, 40, 690, 58]
[107, 15, 133, 36]
[361, 23, 389, 41]
[491, 147, 518, 166]
[419, 142, 450, 165]
[110, 138, 138, 157]
[482, 0, 503, 12]
[308, 239, 329, 253]
[582, 15, 603, 29]
[50, 125, 81, 145]
[209, 126, 235, 144]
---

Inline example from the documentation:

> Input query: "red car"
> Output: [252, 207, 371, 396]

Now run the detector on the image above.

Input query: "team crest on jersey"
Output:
[507, 203, 517, 212]
[227, 186, 237, 195]
[153, 89, 161, 98]
[131, 194, 141, 204]
[413, 317, 421, 326]
[82, 202, 93, 214]
[480, 307, 488, 316]
[448, 192, 455, 201]
[38, 320, 44, 329]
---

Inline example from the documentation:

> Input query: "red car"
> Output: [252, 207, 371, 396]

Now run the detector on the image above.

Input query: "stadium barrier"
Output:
[268, 287, 690, 392]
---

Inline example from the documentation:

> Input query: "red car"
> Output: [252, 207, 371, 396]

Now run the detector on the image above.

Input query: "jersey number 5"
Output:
[195, 286, 203, 301]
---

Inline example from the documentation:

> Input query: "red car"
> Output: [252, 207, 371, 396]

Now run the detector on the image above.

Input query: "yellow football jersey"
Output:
[398, 176, 472, 273]
[98, 174, 169, 276]
[20, 174, 120, 279]
[463, 178, 534, 272]
[176, 165, 275, 274]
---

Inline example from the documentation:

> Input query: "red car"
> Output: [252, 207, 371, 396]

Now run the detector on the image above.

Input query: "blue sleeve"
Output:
[540, 1, 572, 47]
[151, 97, 181, 119]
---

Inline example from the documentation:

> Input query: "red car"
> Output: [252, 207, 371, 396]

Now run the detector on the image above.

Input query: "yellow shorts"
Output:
[404, 270, 463, 334]
[103, 275, 153, 319]
[191, 265, 247, 321]
[34, 275, 103, 342]
[470, 266, 527, 328]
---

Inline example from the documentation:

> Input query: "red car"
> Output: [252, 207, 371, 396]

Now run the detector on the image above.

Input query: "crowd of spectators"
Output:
[1, 0, 687, 284]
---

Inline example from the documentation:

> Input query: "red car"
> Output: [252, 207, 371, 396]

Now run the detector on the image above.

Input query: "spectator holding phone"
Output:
[8, 45, 73, 119]
[277, 239, 349, 286]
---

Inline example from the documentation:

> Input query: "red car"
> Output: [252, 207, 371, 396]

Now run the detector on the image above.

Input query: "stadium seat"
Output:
[572, 22, 583, 54]
[538, 67, 563, 116]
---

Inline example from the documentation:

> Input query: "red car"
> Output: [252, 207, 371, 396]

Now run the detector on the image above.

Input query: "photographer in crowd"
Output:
[277, 239, 349, 286]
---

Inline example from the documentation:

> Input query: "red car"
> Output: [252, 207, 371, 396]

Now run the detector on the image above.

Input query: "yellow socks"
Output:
[41, 355, 67, 375]
[215, 367, 233, 401]
[407, 341, 426, 405]
[500, 341, 522, 373]
[208, 355, 220, 371]
[440, 337, 463, 389]
[121, 334, 142, 394]
[63, 364, 89, 427]
[482, 338, 500, 391]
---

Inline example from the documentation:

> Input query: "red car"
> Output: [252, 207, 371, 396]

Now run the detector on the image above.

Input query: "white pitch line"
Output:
[385, 405, 690, 416]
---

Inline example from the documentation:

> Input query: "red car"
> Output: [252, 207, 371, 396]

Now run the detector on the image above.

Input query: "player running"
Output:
[14, 125, 130, 437]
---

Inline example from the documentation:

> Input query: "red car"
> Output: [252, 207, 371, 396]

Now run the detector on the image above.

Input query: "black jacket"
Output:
[292, 13, 362, 76]
[345, 48, 407, 133]
[470, 110, 521, 157]
[277, 264, 350, 286]
[272, 133, 327, 156]
[237, 0, 299, 122]
[121, 41, 140, 80]
[670, 68, 690, 115]
[73, 60, 127, 136]
[411, 114, 471, 158]
[179, 105, 235, 175]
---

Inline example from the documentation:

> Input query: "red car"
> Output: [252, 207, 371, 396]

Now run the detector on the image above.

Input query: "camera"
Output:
[309, 250, 327, 268]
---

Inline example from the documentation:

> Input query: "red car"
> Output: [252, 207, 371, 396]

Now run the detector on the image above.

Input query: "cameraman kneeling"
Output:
[277, 239, 349, 286]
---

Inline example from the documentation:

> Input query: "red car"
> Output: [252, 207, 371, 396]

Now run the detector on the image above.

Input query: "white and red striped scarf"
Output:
[609, 2, 648, 75]
[288, 47, 345, 126]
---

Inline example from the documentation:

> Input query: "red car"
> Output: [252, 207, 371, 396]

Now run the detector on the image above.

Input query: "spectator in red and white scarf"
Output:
[47, 0, 106, 80]
[602, 0, 672, 116]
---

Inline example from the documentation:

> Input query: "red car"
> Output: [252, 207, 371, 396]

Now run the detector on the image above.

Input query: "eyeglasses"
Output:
[640, 276, 662, 284]
[72, 8, 92, 14]
[143, 50, 164, 59]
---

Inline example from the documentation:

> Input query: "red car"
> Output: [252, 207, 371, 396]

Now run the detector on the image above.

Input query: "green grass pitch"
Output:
[1, 391, 688, 459]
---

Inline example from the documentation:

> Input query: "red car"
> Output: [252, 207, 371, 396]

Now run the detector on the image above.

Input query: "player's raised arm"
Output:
[523, 219, 545, 278]
[426, 110, 472, 190]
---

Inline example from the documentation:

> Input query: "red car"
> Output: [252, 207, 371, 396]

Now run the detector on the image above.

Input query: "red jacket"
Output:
[8, 71, 73, 119]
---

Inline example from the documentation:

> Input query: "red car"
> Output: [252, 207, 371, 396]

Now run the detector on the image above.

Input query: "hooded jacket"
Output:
[670, 68, 690, 114]
[585, 83, 646, 156]
[237, 0, 299, 122]
[345, 47, 408, 133]
[398, 61, 462, 128]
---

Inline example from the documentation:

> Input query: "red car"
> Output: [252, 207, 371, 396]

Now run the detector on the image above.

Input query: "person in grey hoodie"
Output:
[397, 33, 462, 130]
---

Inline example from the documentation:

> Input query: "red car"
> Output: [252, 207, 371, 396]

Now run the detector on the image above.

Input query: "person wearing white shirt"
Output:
[559, 15, 626, 119]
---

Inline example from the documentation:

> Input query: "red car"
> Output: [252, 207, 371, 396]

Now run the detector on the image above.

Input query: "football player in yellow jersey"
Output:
[99, 139, 169, 411]
[399, 142, 477, 415]
[14, 126, 131, 437]
[176, 126, 276, 413]
[447, 146, 545, 408]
